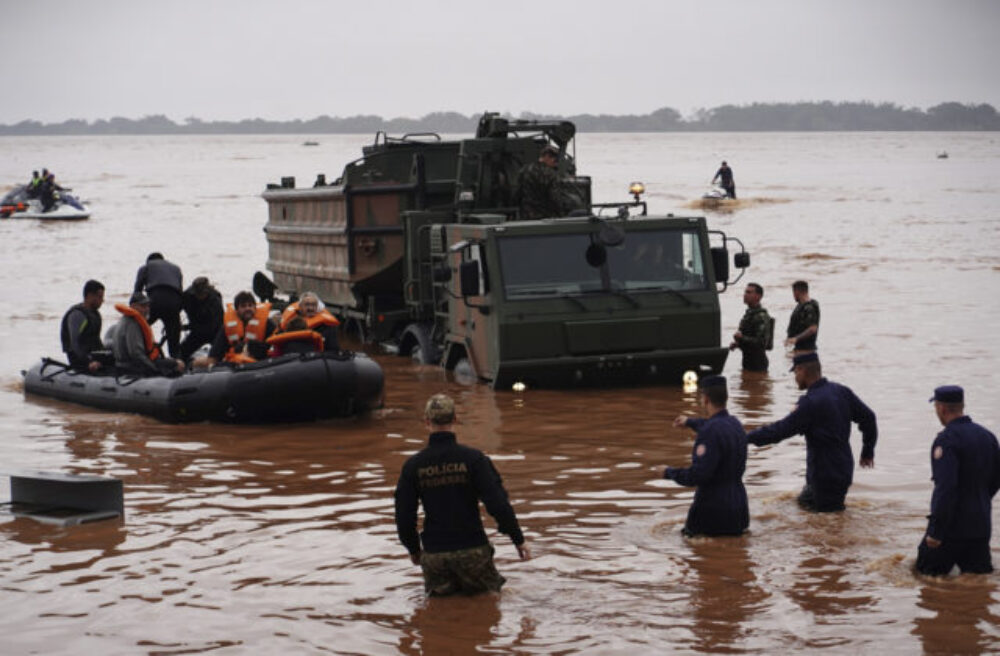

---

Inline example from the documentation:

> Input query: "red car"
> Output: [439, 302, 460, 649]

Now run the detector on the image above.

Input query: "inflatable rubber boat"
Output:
[22, 351, 384, 423]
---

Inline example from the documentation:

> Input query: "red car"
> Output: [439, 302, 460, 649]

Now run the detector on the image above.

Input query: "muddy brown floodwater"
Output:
[1, 131, 998, 653]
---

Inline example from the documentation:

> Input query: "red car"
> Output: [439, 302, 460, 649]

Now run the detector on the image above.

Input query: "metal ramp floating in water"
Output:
[1, 470, 124, 526]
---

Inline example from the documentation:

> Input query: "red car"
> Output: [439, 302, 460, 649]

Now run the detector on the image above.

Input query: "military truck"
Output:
[261, 112, 749, 389]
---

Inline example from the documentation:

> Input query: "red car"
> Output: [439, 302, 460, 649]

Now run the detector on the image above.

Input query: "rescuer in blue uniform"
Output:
[916, 385, 1000, 576]
[746, 352, 878, 512]
[664, 375, 749, 536]
[394, 393, 530, 596]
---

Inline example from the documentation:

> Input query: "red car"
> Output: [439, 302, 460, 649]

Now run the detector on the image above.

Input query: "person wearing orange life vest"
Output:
[193, 290, 276, 368]
[267, 316, 324, 357]
[110, 292, 185, 376]
[278, 291, 340, 351]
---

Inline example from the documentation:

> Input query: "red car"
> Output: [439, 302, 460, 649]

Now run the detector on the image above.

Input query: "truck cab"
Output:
[420, 211, 745, 389]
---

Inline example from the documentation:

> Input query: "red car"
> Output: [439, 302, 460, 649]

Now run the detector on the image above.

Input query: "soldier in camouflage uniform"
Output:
[729, 282, 771, 372]
[394, 394, 531, 596]
[784, 280, 820, 352]
[514, 144, 564, 220]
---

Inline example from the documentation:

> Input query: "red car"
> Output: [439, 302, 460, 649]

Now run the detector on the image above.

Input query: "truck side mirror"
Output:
[459, 260, 481, 297]
[710, 247, 729, 283]
[734, 252, 750, 269]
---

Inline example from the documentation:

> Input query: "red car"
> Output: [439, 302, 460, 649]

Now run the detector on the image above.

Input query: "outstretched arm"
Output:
[747, 403, 809, 447]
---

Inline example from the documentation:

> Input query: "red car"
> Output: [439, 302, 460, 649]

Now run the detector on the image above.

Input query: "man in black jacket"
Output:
[179, 276, 223, 360]
[60, 279, 109, 372]
[394, 393, 531, 596]
[133, 252, 183, 358]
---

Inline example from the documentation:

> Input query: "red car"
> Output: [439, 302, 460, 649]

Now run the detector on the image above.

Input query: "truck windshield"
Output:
[498, 229, 707, 299]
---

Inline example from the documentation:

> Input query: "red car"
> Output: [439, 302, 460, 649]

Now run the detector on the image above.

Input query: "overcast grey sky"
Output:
[3, 0, 998, 123]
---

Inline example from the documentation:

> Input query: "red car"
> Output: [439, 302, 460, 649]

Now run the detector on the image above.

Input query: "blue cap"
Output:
[789, 352, 819, 372]
[929, 385, 963, 403]
[699, 375, 726, 389]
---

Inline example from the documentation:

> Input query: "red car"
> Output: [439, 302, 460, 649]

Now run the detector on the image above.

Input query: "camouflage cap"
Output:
[424, 393, 456, 425]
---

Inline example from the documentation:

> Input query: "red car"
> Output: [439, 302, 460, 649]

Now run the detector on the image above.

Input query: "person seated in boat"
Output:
[26, 170, 42, 199]
[110, 292, 185, 377]
[192, 290, 276, 368]
[60, 279, 113, 373]
[39, 172, 64, 212]
[179, 276, 223, 360]
[277, 291, 340, 351]
[266, 317, 324, 356]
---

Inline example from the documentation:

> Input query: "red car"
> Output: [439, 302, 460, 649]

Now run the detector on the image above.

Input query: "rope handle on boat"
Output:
[39, 357, 71, 381]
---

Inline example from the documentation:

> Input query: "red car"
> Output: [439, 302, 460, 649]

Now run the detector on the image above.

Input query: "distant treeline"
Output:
[2, 102, 998, 135]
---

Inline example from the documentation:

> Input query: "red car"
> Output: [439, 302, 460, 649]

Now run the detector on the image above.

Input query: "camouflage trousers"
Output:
[420, 543, 506, 596]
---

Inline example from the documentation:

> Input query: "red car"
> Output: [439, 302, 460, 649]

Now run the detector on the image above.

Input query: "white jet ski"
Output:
[702, 186, 730, 200]
[0, 184, 91, 220]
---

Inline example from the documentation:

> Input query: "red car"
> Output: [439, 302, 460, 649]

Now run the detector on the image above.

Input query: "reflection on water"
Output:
[687, 536, 769, 653]
[1, 132, 999, 652]
[913, 576, 1000, 654]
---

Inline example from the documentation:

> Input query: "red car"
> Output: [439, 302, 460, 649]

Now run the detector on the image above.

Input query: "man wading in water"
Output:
[394, 393, 530, 595]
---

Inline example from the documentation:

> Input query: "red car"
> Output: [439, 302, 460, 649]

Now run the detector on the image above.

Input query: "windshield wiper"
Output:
[629, 284, 698, 307]
[608, 287, 641, 308]
[577, 284, 642, 309]
[511, 288, 590, 311]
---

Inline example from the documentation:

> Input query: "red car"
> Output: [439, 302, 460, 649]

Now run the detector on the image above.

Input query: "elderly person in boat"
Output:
[110, 292, 185, 376]
[277, 291, 340, 351]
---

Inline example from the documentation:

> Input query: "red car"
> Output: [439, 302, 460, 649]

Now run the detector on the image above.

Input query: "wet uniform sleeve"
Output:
[472, 454, 524, 545]
[665, 432, 721, 487]
[848, 388, 878, 460]
[990, 437, 1000, 498]
[66, 309, 90, 362]
[685, 418, 707, 432]
[801, 302, 819, 329]
[747, 400, 810, 446]
[393, 462, 421, 555]
[133, 265, 148, 295]
[927, 437, 959, 541]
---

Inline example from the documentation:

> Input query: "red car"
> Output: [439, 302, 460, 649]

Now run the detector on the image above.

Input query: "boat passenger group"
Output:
[394, 279, 1000, 598]
[21, 168, 66, 213]
[60, 252, 340, 378]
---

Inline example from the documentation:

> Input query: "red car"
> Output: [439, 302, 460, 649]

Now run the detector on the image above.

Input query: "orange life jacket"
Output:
[278, 302, 340, 331]
[114, 303, 162, 360]
[223, 302, 272, 363]
[265, 329, 325, 357]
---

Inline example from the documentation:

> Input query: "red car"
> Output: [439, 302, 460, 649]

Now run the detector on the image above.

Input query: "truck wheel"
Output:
[401, 324, 440, 365]
[343, 318, 367, 345]
[452, 358, 476, 385]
